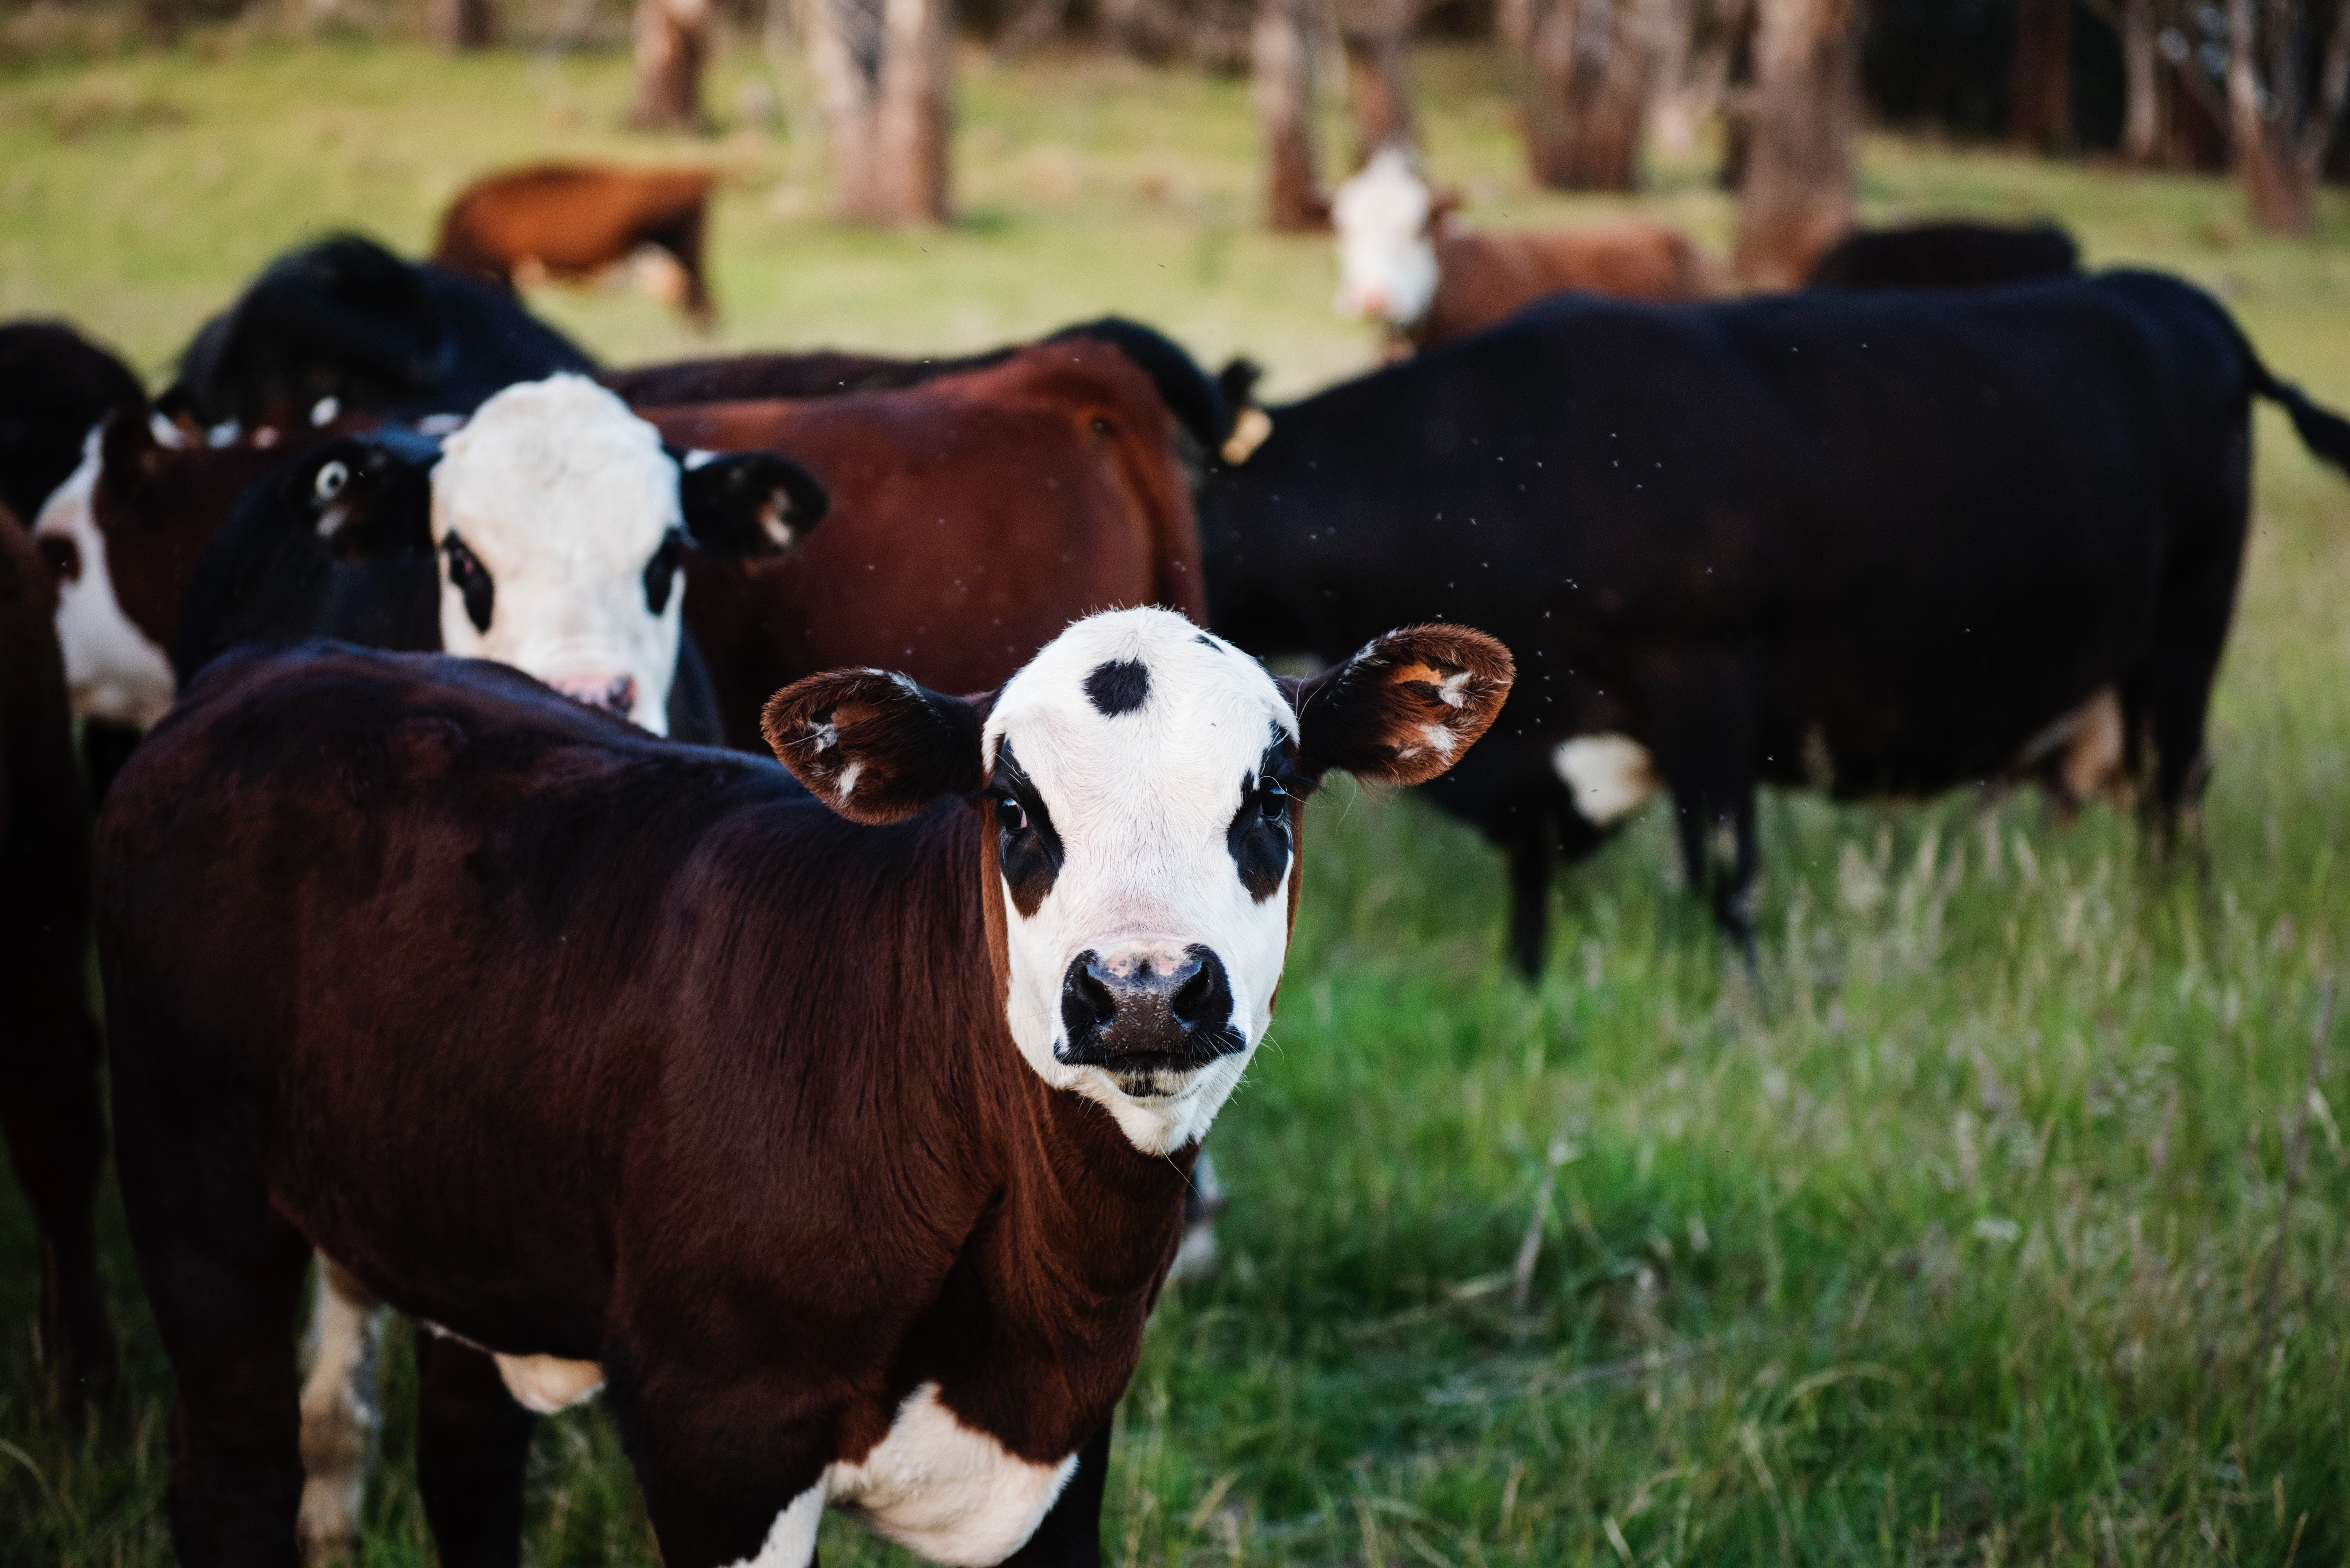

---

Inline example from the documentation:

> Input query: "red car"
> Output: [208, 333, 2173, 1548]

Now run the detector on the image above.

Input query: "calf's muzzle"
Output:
[1058, 944, 1240, 1076]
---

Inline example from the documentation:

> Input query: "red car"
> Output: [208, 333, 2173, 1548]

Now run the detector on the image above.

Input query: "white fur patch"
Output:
[825, 1384, 1078, 1566]
[431, 375, 685, 735]
[298, 1256, 383, 1554]
[982, 608, 1299, 1156]
[32, 431, 177, 727]
[1331, 146, 1441, 330]
[492, 1353, 606, 1414]
[734, 1484, 827, 1568]
[1553, 734, 1659, 825]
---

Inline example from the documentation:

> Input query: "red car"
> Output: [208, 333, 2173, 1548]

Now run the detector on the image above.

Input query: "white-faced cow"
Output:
[97, 607, 1512, 1566]
[163, 373, 825, 746]
[1331, 146, 1709, 353]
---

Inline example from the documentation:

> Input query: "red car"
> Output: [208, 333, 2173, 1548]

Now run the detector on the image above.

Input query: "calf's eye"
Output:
[644, 528, 686, 615]
[441, 533, 495, 634]
[997, 797, 1028, 833]
[1256, 778, 1288, 820]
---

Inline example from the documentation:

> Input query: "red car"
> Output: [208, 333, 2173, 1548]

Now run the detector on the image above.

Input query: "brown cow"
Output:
[435, 163, 715, 328]
[646, 337, 1208, 750]
[1332, 146, 1709, 351]
[98, 612, 1512, 1566]
[0, 505, 110, 1406]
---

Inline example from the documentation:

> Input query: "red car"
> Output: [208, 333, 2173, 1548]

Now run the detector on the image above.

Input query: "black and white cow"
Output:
[97, 609, 1512, 1566]
[1202, 269, 2350, 976]
[174, 373, 827, 742]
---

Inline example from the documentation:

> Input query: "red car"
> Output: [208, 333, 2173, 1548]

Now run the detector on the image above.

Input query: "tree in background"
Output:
[631, 0, 710, 128]
[1523, 0, 1662, 190]
[2012, 0, 2070, 149]
[1733, 0, 1856, 284]
[2223, 0, 2350, 231]
[1342, 0, 1419, 166]
[803, 0, 955, 222]
[1255, 0, 1327, 227]
[430, 0, 494, 49]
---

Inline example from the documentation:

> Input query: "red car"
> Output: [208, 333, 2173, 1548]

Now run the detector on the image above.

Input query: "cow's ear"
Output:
[677, 450, 829, 558]
[306, 434, 437, 562]
[1283, 624, 1513, 786]
[762, 669, 988, 825]
[99, 406, 163, 495]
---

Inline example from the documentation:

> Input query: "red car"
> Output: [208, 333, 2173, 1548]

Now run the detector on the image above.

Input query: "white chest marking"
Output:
[1553, 733, 1659, 825]
[732, 1383, 1076, 1568]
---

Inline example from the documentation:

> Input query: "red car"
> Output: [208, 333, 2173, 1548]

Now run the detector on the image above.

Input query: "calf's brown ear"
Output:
[1284, 625, 1513, 787]
[763, 669, 988, 825]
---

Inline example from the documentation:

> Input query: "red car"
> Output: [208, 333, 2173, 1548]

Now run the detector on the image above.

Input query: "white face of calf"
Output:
[1332, 146, 1442, 331]
[32, 430, 177, 728]
[431, 375, 686, 736]
[765, 607, 1514, 1156]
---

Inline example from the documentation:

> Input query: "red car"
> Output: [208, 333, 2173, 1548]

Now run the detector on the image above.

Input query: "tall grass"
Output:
[3, 40, 2346, 1567]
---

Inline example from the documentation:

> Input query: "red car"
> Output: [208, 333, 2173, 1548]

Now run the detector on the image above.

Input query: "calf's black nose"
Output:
[1058, 944, 1240, 1076]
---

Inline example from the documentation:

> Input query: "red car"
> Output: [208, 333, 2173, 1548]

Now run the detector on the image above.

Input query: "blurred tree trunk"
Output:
[1733, 0, 1856, 285]
[1526, 0, 1659, 190]
[630, 0, 710, 130]
[141, 0, 179, 47]
[1255, 0, 1327, 228]
[2120, 0, 2161, 161]
[2013, 0, 2071, 150]
[804, 0, 954, 222]
[1342, 0, 1417, 164]
[2222, 0, 2350, 232]
[1103, 0, 1185, 59]
[428, 0, 494, 49]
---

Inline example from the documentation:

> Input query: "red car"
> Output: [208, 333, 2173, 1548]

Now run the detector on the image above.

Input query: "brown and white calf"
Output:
[98, 607, 1511, 1567]
[1331, 146, 1710, 351]
[435, 163, 716, 327]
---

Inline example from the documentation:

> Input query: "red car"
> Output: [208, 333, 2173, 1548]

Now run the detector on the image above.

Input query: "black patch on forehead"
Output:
[992, 739, 1065, 918]
[1084, 658, 1151, 716]
[1226, 727, 1311, 903]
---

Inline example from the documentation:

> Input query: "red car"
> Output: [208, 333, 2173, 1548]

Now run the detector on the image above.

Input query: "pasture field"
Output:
[4, 36, 2350, 1567]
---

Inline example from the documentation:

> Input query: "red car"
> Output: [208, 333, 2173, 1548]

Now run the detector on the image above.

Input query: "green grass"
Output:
[4, 34, 2350, 1568]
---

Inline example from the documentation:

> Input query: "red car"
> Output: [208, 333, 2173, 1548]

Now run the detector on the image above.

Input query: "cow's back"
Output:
[95, 643, 986, 1357]
[652, 341, 1202, 746]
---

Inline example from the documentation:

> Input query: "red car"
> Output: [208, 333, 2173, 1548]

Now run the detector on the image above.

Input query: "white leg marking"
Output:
[2058, 686, 2125, 806]
[298, 1257, 383, 1557]
[493, 1353, 606, 1414]
[732, 1483, 827, 1568]
[1553, 734, 1659, 825]
[825, 1383, 1079, 1567]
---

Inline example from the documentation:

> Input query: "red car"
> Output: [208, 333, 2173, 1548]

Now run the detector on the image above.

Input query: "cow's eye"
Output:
[644, 528, 686, 615]
[1256, 777, 1288, 821]
[314, 460, 349, 501]
[997, 796, 1028, 834]
[441, 533, 494, 634]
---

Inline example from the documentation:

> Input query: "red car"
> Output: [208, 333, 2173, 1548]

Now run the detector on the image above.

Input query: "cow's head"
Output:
[1331, 145, 1452, 331]
[424, 375, 825, 734]
[763, 607, 1512, 1153]
[33, 418, 179, 728]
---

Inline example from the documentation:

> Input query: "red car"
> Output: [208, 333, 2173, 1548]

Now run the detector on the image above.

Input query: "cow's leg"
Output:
[654, 210, 713, 328]
[625, 1376, 830, 1568]
[1002, 1422, 1111, 1568]
[1649, 653, 1762, 963]
[296, 1258, 382, 1557]
[0, 1001, 110, 1412]
[1505, 814, 1554, 981]
[113, 1016, 312, 1566]
[414, 1335, 538, 1568]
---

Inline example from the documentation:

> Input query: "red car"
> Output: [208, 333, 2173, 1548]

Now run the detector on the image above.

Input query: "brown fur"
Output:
[1412, 217, 1709, 349]
[435, 163, 715, 326]
[649, 340, 1209, 750]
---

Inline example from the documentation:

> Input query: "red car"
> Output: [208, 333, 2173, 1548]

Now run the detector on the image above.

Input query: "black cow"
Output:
[1805, 221, 2081, 290]
[1203, 270, 2350, 976]
[165, 233, 596, 433]
[0, 320, 144, 527]
[174, 375, 826, 747]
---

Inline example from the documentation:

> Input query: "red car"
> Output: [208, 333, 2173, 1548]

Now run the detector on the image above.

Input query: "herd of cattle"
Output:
[3, 156, 2348, 1568]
